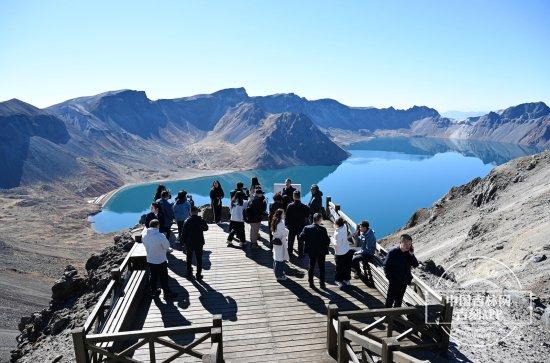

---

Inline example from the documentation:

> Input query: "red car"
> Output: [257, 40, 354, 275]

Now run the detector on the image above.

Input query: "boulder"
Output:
[200, 204, 230, 223]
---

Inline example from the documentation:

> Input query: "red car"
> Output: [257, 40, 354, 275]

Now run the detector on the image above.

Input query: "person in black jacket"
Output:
[299, 213, 330, 289]
[157, 190, 175, 239]
[285, 190, 310, 258]
[145, 202, 165, 228]
[308, 184, 324, 222]
[247, 188, 267, 247]
[181, 206, 209, 279]
[282, 178, 296, 200]
[209, 180, 225, 223]
[383, 234, 419, 307]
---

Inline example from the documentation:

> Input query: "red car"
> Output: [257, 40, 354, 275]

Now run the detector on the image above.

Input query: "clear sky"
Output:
[1, 0, 549, 111]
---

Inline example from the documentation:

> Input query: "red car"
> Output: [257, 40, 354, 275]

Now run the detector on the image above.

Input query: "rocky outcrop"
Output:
[10, 233, 134, 362]
[200, 204, 231, 223]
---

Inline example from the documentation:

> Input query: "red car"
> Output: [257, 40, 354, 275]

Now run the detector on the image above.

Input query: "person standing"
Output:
[209, 180, 225, 223]
[383, 234, 419, 308]
[285, 190, 310, 258]
[250, 176, 261, 195]
[141, 219, 177, 299]
[282, 178, 296, 200]
[153, 184, 169, 202]
[230, 181, 250, 200]
[145, 202, 165, 229]
[227, 191, 247, 246]
[308, 184, 324, 222]
[247, 188, 267, 247]
[181, 206, 209, 280]
[173, 191, 191, 246]
[332, 217, 354, 287]
[271, 209, 289, 281]
[268, 192, 285, 243]
[351, 220, 377, 286]
[157, 190, 175, 239]
[299, 213, 330, 289]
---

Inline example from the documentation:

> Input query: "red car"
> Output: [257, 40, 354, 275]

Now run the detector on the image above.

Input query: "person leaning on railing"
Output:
[383, 234, 419, 308]
[351, 220, 377, 287]
[141, 219, 177, 299]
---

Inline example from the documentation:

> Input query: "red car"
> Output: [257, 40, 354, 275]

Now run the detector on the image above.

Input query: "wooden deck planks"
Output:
[130, 221, 387, 362]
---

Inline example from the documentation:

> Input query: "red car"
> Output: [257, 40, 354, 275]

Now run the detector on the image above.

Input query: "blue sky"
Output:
[1, 0, 549, 111]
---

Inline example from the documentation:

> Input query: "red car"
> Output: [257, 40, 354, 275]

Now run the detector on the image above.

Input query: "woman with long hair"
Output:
[210, 180, 225, 223]
[227, 191, 247, 246]
[154, 184, 168, 201]
[332, 217, 354, 287]
[271, 208, 289, 281]
[250, 176, 261, 194]
[268, 192, 285, 243]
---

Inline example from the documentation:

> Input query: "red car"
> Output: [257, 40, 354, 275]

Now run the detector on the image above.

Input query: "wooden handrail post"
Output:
[335, 204, 341, 213]
[386, 316, 394, 337]
[71, 327, 89, 363]
[327, 303, 338, 358]
[211, 327, 223, 363]
[381, 337, 399, 363]
[337, 316, 350, 363]
[149, 339, 156, 363]
[326, 196, 332, 219]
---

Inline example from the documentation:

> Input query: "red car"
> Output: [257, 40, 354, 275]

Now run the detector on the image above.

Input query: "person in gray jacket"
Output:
[351, 220, 377, 286]
[173, 190, 191, 246]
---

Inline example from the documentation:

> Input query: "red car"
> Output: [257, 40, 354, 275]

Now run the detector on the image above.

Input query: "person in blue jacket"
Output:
[173, 190, 191, 246]
[351, 220, 377, 286]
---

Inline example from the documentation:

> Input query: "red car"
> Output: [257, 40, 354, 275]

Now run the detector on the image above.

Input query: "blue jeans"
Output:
[274, 260, 285, 278]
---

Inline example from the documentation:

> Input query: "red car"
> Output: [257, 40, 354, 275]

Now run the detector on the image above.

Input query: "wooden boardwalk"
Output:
[131, 221, 387, 362]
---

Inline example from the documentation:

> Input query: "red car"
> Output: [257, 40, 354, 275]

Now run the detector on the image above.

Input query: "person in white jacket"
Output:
[271, 208, 289, 281]
[227, 191, 248, 246]
[141, 219, 177, 298]
[332, 217, 354, 287]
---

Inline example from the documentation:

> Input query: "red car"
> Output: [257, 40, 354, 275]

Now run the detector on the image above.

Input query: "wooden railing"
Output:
[327, 303, 452, 363]
[325, 196, 444, 305]
[73, 316, 223, 363]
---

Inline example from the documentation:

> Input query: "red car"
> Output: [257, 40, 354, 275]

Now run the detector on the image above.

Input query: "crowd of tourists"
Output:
[140, 177, 419, 308]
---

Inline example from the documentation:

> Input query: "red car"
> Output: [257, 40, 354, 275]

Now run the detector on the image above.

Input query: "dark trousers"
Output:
[352, 253, 375, 283]
[228, 221, 246, 242]
[308, 254, 326, 284]
[177, 220, 185, 244]
[288, 229, 304, 256]
[385, 280, 408, 308]
[212, 201, 222, 223]
[160, 225, 172, 240]
[335, 250, 354, 282]
[148, 262, 170, 293]
[186, 244, 203, 276]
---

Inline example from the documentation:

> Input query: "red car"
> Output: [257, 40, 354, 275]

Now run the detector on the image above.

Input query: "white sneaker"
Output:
[335, 281, 343, 288]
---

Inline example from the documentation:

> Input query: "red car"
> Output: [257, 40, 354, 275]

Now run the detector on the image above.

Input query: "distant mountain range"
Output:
[0, 87, 548, 190]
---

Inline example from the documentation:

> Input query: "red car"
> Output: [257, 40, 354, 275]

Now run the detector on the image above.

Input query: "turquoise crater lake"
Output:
[91, 137, 543, 237]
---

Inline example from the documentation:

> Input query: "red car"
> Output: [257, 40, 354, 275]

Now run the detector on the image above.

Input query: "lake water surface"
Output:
[91, 137, 542, 237]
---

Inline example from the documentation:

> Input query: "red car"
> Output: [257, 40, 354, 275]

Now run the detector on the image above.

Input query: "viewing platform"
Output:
[72, 197, 452, 363]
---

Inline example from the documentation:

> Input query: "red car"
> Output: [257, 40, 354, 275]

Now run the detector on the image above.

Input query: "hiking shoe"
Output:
[335, 281, 343, 288]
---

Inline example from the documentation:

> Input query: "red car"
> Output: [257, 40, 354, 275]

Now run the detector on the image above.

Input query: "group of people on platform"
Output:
[140, 178, 419, 308]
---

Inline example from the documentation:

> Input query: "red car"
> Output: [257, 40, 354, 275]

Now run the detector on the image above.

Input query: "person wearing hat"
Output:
[246, 187, 267, 247]
[285, 190, 310, 258]
[308, 184, 324, 223]
[173, 190, 191, 246]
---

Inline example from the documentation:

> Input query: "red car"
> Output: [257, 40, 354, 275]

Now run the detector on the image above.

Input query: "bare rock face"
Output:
[11, 233, 134, 362]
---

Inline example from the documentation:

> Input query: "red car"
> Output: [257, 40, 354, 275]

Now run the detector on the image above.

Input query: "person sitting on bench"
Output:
[141, 219, 177, 299]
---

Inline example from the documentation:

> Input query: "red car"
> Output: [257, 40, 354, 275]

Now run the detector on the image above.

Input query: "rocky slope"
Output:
[380, 151, 550, 361]
[410, 102, 550, 147]
[9, 233, 134, 362]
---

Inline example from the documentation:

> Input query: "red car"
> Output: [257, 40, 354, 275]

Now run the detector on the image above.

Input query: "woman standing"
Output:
[271, 208, 289, 281]
[227, 191, 247, 246]
[250, 176, 261, 194]
[210, 180, 225, 223]
[154, 184, 168, 201]
[268, 192, 285, 243]
[332, 217, 354, 287]
[173, 190, 191, 246]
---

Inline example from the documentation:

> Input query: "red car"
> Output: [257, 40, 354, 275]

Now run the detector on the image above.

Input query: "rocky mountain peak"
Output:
[499, 101, 549, 120]
[0, 98, 41, 116]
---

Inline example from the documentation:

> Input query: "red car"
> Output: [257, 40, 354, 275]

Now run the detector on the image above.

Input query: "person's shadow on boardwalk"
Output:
[191, 278, 238, 322]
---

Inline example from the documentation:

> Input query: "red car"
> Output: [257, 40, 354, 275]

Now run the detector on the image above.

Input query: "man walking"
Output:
[285, 190, 310, 258]
[181, 206, 209, 279]
[307, 184, 324, 222]
[351, 220, 377, 286]
[141, 219, 177, 299]
[299, 213, 330, 289]
[383, 234, 419, 307]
